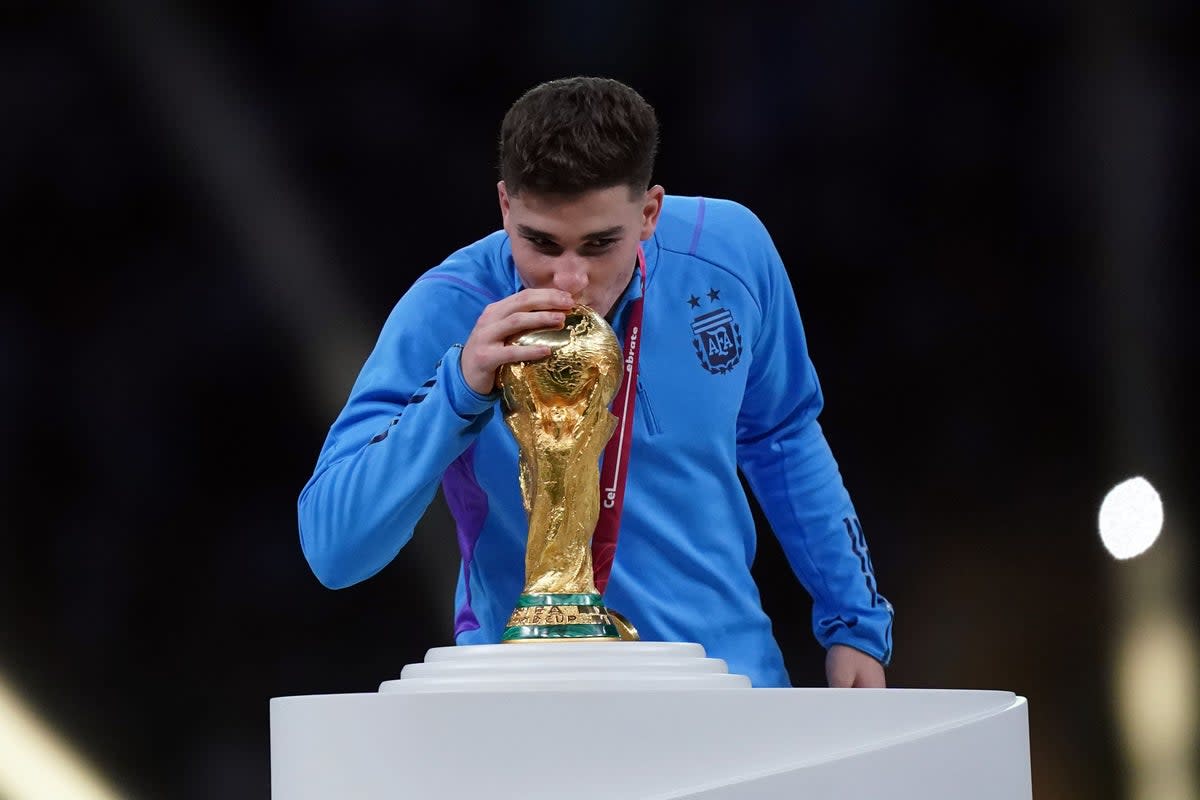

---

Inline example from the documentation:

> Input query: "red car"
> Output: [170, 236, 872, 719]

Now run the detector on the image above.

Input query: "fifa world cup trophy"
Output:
[496, 306, 636, 641]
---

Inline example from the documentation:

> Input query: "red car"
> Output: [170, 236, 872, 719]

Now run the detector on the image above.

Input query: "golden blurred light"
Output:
[1116, 618, 1199, 800]
[1099, 477, 1164, 560]
[0, 675, 126, 800]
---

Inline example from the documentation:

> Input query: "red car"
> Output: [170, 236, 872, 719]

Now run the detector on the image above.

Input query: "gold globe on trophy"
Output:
[496, 305, 638, 642]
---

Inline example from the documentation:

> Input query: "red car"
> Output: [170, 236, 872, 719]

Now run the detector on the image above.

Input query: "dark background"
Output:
[2, 2, 1196, 798]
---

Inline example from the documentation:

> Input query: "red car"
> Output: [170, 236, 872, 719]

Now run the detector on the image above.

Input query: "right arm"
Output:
[297, 278, 570, 588]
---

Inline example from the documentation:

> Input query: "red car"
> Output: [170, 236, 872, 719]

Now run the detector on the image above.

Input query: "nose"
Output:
[550, 256, 588, 298]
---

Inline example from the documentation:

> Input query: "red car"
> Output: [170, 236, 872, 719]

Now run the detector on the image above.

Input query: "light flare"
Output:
[0, 675, 126, 800]
[1099, 476, 1164, 560]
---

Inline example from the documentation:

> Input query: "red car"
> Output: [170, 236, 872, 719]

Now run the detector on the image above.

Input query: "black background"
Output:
[2, 2, 1196, 797]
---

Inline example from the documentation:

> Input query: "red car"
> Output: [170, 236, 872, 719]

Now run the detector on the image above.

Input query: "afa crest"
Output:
[691, 307, 743, 374]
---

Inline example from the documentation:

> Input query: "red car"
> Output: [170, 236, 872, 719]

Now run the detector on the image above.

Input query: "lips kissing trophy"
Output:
[496, 305, 637, 642]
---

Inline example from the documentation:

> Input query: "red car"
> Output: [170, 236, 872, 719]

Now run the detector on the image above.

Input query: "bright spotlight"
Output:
[0, 674, 126, 800]
[1098, 476, 1164, 560]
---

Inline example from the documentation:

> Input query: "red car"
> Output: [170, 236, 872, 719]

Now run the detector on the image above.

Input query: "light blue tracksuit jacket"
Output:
[298, 196, 893, 686]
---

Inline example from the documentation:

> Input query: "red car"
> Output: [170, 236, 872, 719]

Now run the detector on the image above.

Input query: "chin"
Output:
[589, 300, 615, 318]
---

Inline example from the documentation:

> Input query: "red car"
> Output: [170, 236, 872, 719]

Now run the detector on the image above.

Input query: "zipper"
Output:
[636, 378, 662, 436]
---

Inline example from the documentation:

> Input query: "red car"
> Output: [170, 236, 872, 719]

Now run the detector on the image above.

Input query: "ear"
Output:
[498, 180, 511, 227]
[640, 184, 666, 240]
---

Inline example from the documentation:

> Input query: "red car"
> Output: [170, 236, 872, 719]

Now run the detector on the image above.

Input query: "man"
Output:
[298, 76, 892, 688]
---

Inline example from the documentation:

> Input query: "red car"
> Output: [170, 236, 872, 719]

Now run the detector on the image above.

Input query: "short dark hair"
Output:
[498, 76, 658, 197]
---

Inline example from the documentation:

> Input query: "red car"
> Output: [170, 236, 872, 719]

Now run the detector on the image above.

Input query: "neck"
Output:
[604, 260, 641, 322]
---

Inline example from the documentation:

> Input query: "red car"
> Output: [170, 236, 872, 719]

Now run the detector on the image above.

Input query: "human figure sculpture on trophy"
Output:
[496, 304, 636, 642]
[298, 76, 892, 688]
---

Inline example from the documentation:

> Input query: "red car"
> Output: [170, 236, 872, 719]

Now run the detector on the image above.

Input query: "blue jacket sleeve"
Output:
[297, 275, 496, 589]
[733, 212, 894, 666]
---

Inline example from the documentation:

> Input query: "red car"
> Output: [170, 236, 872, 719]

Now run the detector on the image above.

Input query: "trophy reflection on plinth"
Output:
[496, 305, 638, 642]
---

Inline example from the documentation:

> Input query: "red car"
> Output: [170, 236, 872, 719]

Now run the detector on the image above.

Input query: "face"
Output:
[498, 182, 665, 318]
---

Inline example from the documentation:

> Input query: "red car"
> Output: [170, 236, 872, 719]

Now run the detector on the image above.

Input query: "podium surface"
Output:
[271, 643, 1031, 799]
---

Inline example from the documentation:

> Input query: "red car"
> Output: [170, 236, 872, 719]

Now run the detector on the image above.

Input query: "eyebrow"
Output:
[516, 224, 625, 242]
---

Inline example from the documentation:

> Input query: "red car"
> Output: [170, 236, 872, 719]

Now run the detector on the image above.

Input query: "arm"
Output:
[297, 274, 574, 590]
[733, 211, 893, 683]
[297, 277, 494, 588]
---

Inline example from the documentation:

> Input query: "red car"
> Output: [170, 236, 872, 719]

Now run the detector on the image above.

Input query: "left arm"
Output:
[732, 207, 893, 687]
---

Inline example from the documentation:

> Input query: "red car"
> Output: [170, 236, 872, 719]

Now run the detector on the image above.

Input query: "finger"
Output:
[484, 310, 566, 341]
[828, 670, 854, 688]
[854, 666, 887, 689]
[825, 647, 856, 688]
[492, 288, 575, 314]
[492, 343, 552, 366]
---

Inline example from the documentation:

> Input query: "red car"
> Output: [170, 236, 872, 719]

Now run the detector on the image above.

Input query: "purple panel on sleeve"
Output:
[688, 196, 707, 255]
[443, 442, 488, 635]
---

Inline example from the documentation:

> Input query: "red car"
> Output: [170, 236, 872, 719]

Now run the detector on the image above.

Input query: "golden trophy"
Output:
[496, 305, 635, 642]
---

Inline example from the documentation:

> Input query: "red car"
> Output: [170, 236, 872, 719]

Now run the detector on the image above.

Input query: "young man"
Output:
[298, 77, 892, 688]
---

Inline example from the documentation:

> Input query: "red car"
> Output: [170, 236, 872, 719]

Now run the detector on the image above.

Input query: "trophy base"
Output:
[501, 593, 620, 642]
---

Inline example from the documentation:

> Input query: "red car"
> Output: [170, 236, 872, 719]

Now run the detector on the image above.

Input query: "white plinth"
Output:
[381, 641, 750, 692]
[271, 642, 1032, 799]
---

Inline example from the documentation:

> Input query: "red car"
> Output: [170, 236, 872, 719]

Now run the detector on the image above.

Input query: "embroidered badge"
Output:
[691, 301, 743, 374]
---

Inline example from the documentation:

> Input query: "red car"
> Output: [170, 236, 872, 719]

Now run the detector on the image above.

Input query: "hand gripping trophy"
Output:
[496, 305, 638, 642]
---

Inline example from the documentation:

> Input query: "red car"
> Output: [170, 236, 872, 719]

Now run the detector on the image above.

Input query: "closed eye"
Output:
[523, 235, 561, 253]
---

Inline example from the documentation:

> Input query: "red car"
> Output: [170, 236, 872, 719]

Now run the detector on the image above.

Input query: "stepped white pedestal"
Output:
[271, 642, 1032, 799]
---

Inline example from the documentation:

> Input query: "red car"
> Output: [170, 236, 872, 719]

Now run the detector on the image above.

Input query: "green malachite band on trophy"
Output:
[516, 593, 603, 608]
[502, 593, 621, 642]
[501, 624, 620, 641]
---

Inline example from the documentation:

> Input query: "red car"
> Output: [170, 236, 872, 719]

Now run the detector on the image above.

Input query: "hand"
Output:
[460, 288, 575, 395]
[825, 644, 886, 688]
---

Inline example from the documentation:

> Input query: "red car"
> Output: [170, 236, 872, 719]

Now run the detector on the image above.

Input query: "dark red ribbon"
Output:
[592, 245, 646, 595]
